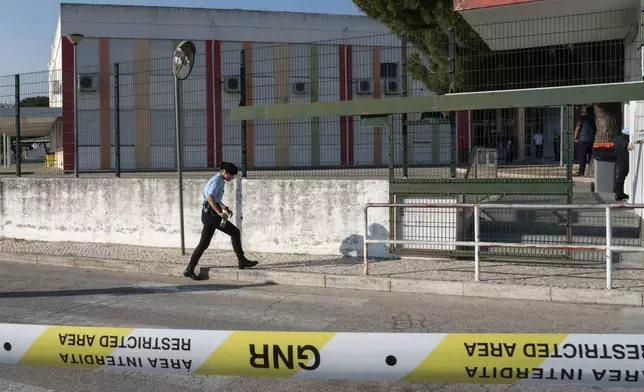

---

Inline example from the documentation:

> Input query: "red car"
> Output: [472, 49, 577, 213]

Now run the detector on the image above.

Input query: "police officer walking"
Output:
[184, 161, 258, 280]
[613, 127, 633, 202]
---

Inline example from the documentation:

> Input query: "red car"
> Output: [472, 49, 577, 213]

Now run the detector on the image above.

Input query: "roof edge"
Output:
[60, 3, 367, 19]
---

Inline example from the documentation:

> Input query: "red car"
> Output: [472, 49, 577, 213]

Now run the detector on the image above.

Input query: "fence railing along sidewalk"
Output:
[364, 203, 644, 290]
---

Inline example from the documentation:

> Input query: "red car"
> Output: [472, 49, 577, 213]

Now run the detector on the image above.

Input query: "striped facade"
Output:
[58, 38, 457, 171]
[50, 4, 460, 171]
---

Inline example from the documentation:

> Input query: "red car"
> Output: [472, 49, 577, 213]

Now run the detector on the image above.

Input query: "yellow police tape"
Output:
[1, 323, 643, 387]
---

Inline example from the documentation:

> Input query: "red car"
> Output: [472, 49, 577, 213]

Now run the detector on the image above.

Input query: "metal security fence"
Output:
[2, 7, 639, 178]
[0, 71, 62, 177]
[452, 8, 637, 93]
[0, 33, 409, 179]
[363, 202, 644, 289]
[226, 6, 644, 262]
[375, 191, 644, 263]
[0, 6, 642, 268]
[380, 107, 576, 182]
[235, 33, 405, 178]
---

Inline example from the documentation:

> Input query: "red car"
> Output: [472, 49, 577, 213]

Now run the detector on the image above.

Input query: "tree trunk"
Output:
[593, 102, 622, 143]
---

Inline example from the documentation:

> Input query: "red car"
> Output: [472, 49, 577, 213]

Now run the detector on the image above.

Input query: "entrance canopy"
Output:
[0, 107, 62, 138]
[455, 0, 639, 51]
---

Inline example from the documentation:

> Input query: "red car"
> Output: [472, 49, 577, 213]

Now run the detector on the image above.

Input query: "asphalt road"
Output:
[0, 261, 640, 392]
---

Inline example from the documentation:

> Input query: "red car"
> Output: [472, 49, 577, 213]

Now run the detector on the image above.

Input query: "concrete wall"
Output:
[0, 177, 393, 258]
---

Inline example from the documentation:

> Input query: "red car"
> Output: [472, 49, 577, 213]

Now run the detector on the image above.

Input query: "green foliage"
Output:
[20, 96, 49, 107]
[353, 0, 623, 140]
[0, 96, 50, 108]
[353, 0, 488, 94]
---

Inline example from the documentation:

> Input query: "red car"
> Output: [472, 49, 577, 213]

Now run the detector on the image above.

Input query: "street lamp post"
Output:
[66, 33, 84, 177]
[172, 41, 197, 256]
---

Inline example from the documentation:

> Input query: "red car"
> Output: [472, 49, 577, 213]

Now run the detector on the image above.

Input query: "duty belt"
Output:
[203, 201, 222, 216]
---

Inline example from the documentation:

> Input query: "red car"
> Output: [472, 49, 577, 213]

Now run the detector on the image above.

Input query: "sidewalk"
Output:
[1, 238, 643, 307]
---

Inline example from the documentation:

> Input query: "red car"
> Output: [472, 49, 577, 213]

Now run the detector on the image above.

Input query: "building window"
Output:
[380, 62, 398, 79]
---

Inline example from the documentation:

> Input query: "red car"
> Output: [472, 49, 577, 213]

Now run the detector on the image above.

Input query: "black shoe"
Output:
[615, 194, 630, 202]
[183, 269, 200, 280]
[238, 258, 258, 270]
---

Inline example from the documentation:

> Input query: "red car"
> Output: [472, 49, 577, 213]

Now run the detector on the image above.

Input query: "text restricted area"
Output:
[2, 324, 644, 388]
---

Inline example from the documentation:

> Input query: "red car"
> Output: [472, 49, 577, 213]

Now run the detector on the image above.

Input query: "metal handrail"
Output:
[363, 203, 644, 289]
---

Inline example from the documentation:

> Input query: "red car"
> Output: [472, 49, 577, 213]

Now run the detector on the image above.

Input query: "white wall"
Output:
[220, 41, 244, 166]
[0, 177, 395, 258]
[57, 4, 390, 43]
[624, 25, 643, 218]
[48, 16, 63, 108]
[75, 37, 100, 171]
[459, 1, 636, 51]
[241, 179, 391, 255]
[625, 101, 644, 217]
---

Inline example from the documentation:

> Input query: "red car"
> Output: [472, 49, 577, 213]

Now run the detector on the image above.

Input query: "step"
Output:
[481, 235, 642, 262]
[478, 209, 640, 228]
[478, 221, 641, 240]
[489, 192, 617, 204]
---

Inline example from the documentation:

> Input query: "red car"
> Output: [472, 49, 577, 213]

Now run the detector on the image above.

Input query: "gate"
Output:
[359, 109, 576, 261]
[362, 202, 644, 289]
[232, 81, 644, 262]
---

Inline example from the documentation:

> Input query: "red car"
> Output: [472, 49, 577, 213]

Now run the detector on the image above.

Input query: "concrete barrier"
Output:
[0, 177, 392, 258]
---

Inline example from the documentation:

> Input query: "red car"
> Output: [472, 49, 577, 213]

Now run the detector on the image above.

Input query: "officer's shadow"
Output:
[339, 223, 399, 261]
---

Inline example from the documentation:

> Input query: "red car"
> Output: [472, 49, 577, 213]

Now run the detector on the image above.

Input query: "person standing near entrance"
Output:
[184, 161, 258, 280]
[574, 106, 596, 176]
[613, 127, 633, 202]
[533, 131, 544, 159]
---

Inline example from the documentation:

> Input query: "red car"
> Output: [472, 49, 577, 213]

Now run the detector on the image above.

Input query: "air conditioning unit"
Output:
[384, 79, 400, 95]
[292, 81, 309, 95]
[356, 78, 372, 94]
[77, 74, 98, 92]
[224, 76, 241, 92]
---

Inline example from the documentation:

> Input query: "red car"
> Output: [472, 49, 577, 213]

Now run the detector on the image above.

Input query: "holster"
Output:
[203, 201, 222, 216]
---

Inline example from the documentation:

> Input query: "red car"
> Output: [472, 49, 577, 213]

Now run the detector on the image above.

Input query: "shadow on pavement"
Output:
[0, 282, 276, 299]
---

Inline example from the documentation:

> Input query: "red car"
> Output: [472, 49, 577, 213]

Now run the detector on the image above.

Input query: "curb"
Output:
[1, 252, 642, 308]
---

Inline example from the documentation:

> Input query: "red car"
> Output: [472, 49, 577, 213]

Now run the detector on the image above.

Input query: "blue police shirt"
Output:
[202, 174, 224, 204]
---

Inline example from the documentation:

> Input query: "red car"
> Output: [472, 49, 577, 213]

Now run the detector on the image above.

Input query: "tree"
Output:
[353, 0, 622, 142]
[20, 96, 49, 107]
[0, 96, 50, 108]
[353, 0, 486, 95]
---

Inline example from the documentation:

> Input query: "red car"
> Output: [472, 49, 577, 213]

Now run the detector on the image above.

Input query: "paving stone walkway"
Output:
[1, 238, 643, 292]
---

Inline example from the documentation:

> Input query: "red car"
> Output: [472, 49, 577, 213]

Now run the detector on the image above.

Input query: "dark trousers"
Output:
[578, 141, 593, 175]
[186, 208, 245, 272]
[535, 144, 543, 159]
[615, 160, 630, 198]
[554, 143, 560, 161]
